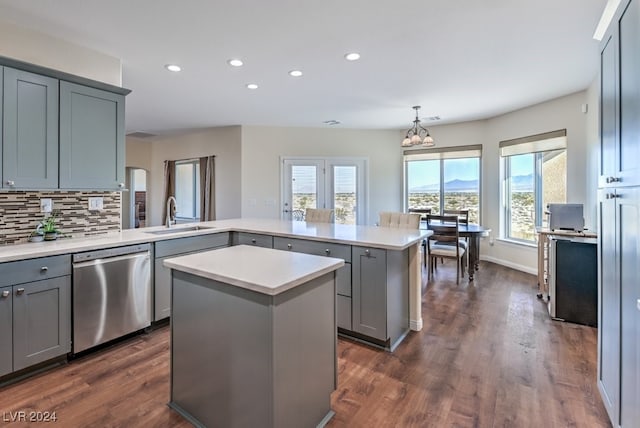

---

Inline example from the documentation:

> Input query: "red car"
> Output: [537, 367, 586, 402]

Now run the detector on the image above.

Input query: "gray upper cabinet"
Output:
[599, 33, 617, 188]
[59, 81, 125, 190]
[2, 67, 59, 189]
[0, 285, 12, 377]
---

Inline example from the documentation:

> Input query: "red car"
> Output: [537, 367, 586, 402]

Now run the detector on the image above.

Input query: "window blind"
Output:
[403, 144, 482, 161]
[499, 129, 567, 157]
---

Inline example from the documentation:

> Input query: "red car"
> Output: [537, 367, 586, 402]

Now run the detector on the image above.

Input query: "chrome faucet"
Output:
[166, 196, 177, 228]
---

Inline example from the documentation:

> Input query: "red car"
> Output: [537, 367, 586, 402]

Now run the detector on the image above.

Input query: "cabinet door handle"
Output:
[16, 288, 25, 295]
[41, 266, 49, 272]
[6, 180, 15, 187]
[1, 290, 9, 298]
[251, 239, 257, 244]
[118, 182, 125, 188]
[606, 193, 618, 199]
[287, 243, 292, 249]
[325, 249, 331, 255]
[364, 249, 370, 256]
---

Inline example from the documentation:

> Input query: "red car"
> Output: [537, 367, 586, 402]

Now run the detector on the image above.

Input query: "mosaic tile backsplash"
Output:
[0, 191, 121, 245]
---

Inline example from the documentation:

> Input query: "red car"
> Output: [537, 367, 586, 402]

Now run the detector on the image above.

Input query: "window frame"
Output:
[500, 130, 567, 243]
[174, 159, 200, 221]
[403, 145, 482, 224]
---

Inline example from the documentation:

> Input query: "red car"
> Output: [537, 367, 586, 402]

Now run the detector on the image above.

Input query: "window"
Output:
[404, 145, 482, 223]
[500, 130, 567, 242]
[175, 159, 200, 221]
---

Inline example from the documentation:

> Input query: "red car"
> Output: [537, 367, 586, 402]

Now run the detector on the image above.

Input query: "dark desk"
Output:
[421, 222, 490, 281]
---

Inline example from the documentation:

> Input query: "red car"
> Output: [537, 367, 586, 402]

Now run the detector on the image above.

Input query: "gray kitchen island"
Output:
[164, 244, 344, 428]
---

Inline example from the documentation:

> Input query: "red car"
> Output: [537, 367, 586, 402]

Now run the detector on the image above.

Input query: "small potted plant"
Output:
[28, 224, 45, 242]
[40, 212, 62, 241]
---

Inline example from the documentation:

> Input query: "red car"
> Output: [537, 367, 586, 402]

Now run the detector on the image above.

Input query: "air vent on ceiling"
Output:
[127, 132, 156, 139]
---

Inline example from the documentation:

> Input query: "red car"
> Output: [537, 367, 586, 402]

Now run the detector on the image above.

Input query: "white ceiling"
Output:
[0, 0, 606, 135]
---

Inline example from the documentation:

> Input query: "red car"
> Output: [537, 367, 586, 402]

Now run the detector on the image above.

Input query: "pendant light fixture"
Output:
[401, 106, 435, 148]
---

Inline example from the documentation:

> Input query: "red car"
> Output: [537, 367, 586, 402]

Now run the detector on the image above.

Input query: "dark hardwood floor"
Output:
[0, 261, 610, 427]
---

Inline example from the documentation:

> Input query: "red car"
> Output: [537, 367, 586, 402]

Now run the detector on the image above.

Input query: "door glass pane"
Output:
[292, 166, 317, 211]
[333, 166, 356, 225]
[508, 154, 535, 240]
[175, 163, 194, 218]
[407, 160, 440, 214]
[443, 158, 480, 223]
[194, 162, 201, 217]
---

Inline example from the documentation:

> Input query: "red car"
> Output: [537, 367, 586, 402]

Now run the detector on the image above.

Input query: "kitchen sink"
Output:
[145, 225, 215, 235]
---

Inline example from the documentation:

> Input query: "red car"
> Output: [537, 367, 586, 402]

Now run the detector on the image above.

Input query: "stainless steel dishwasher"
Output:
[72, 243, 151, 353]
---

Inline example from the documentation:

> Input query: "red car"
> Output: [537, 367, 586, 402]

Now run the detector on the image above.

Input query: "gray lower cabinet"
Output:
[2, 67, 59, 189]
[352, 246, 409, 349]
[0, 285, 12, 377]
[59, 81, 125, 190]
[273, 236, 353, 330]
[154, 233, 229, 321]
[0, 255, 71, 377]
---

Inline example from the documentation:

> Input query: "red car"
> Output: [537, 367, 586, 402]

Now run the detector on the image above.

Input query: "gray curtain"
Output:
[199, 155, 215, 221]
[162, 160, 176, 223]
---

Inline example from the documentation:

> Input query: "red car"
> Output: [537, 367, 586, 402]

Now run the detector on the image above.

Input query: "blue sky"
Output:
[407, 158, 480, 188]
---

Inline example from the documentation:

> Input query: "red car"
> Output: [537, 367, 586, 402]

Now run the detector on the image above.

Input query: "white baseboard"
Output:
[409, 318, 423, 331]
[480, 255, 537, 276]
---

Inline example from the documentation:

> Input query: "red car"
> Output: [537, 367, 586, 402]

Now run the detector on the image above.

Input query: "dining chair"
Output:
[442, 209, 470, 259]
[378, 211, 421, 229]
[305, 208, 334, 223]
[291, 209, 305, 221]
[426, 214, 466, 284]
[408, 208, 432, 266]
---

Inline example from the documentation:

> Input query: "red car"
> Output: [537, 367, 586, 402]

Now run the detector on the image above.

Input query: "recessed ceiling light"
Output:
[288, 70, 303, 77]
[165, 64, 182, 72]
[246, 83, 259, 90]
[344, 53, 361, 61]
[228, 59, 244, 67]
[427, 116, 441, 121]
[323, 120, 341, 126]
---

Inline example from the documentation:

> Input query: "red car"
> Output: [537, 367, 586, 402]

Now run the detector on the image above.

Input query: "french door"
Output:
[282, 157, 367, 225]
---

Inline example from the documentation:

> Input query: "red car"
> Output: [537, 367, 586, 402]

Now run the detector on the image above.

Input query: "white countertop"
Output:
[0, 218, 431, 263]
[164, 245, 345, 296]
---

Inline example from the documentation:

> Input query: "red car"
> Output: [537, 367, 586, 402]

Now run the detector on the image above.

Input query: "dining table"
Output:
[421, 221, 491, 281]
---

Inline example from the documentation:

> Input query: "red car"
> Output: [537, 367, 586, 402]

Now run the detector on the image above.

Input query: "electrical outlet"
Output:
[40, 198, 52, 213]
[88, 197, 104, 211]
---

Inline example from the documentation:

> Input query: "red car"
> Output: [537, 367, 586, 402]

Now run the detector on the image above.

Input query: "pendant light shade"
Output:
[402, 106, 435, 147]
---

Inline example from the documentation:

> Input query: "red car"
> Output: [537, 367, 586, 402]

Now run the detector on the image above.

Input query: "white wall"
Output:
[241, 126, 403, 225]
[0, 20, 122, 86]
[145, 127, 242, 226]
[420, 90, 596, 274]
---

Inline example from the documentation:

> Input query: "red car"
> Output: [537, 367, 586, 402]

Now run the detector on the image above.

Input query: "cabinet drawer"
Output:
[155, 232, 230, 258]
[0, 255, 71, 287]
[337, 295, 352, 330]
[232, 232, 273, 248]
[273, 237, 351, 262]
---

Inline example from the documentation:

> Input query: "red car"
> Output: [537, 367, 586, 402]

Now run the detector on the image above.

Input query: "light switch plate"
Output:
[88, 197, 104, 211]
[637, 299, 640, 312]
[40, 198, 52, 213]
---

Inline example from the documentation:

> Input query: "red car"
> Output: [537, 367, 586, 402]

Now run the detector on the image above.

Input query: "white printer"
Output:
[547, 203, 584, 232]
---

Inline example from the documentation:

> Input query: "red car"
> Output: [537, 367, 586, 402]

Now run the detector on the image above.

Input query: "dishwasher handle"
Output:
[73, 251, 149, 269]
[72, 243, 151, 263]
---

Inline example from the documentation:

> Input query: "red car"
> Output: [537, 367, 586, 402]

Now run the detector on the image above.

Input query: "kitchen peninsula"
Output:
[164, 245, 344, 428]
[0, 217, 429, 379]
